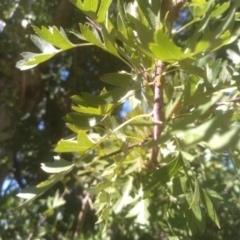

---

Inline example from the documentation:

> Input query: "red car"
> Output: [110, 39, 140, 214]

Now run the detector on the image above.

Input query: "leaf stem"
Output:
[80, 112, 152, 163]
[98, 140, 147, 160]
[173, 19, 199, 36]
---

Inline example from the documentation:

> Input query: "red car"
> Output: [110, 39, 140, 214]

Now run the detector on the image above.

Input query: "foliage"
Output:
[2, 0, 240, 239]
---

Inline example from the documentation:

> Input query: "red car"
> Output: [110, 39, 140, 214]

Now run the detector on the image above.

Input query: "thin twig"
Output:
[216, 97, 240, 106]
[99, 140, 147, 160]
[86, 16, 102, 31]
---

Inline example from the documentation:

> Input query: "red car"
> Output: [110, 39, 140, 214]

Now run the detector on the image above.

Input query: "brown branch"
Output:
[74, 192, 94, 238]
[149, 61, 164, 169]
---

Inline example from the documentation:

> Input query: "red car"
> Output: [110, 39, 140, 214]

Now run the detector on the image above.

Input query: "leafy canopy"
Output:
[16, 0, 240, 237]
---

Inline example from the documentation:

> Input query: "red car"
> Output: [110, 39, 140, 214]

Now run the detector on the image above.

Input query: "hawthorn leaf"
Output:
[80, 24, 103, 48]
[96, 0, 112, 23]
[113, 177, 133, 214]
[126, 197, 150, 226]
[32, 26, 74, 50]
[41, 158, 75, 174]
[63, 112, 104, 130]
[54, 139, 82, 153]
[150, 29, 190, 62]
[101, 72, 134, 87]
[144, 153, 184, 198]
[210, 2, 230, 18]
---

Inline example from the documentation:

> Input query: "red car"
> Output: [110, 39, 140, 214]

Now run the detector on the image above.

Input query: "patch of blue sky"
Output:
[59, 69, 69, 81]
[119, 99, 132, 118]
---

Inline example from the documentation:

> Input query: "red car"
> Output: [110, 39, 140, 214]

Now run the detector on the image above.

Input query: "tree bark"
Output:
[0, 0, 74, 191]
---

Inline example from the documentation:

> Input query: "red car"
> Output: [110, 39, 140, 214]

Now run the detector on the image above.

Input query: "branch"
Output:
[74, 192, 94, 238]
[149, 61, 164, 169]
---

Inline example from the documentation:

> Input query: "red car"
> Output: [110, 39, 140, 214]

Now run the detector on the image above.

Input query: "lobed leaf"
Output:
[96, 0, 112, 23]
[32, 26, 74, 50]
[54, 131, 94, 153]
[150, 29, 190, 62]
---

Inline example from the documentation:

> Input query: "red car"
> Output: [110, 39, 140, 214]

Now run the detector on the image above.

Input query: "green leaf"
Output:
[101, 72, 134, 87]
[71, 93, 106, 107]
[32, 26, 74, 50]
[169, 237, 179, 240]
[186, 203, 205, 235]
[72, 104, 113, 115]
[93, 178, 112, 192]
[101, 27, 119, 57]
[69, 0, 97, 19]
[172, 176, 188, 196]
[46, 190, 66, 210]
[41, 158, 74, 173]
[191, 1, 212, 18]
[208, 125, 240, 151]
[83, 0, 98, 12]
[95, 191, 110, 205]
[96, 205, 109, 224]
[16, 25, 92, 70]
[72, 106, 102, 115]
[16, 51, 58, 70]
[63, 112, 104, 130]
[54, 131, 94, 153]
[31, 35, 58, 53]
[189, 0, 207, 7]
[189, 180, 200, 209]
[17, 186, 49, 200]
[126, 197, 150, 226]
[182, 117, 217, 146]
[113, 177, 133, 214]
[17, 165, 71, 209]
[210, 2, 230, 18]
[214, 3, 235, 39]
[144, 153, 184, 198]
[180, 60, 205, 79]
[201, 189, 220, 228]
[80, 23, 103, 48]
[165, 93, 183, 120]
[77, 130, 95, 151]
[54, 139, 82, 153]
[126, 13, 154, 47]
[96, 0, 112, 23]
[150, 29, 190, 62]
[117, 12, 127, 38]
[137, 0, 160, 30]
[99, 88, 133, 104]
[188, 2, 214, 50]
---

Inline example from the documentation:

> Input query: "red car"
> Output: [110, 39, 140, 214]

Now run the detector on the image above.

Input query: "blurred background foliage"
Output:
[1, 0, 240, 239]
